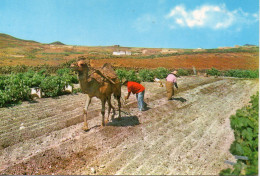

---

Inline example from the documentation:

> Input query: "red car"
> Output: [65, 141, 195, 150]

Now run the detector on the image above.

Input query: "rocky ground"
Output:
[0, 76, 258, 175]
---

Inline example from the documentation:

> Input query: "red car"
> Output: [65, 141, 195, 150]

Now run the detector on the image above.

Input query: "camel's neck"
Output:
[78, 69, 98, 95]
[78, 69, 91, 85]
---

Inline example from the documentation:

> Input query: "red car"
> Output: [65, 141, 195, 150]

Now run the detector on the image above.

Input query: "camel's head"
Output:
[71, 58, 91, 73]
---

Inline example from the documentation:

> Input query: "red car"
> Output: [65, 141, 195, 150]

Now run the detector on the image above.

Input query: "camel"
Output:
[71, 58, 121, 131]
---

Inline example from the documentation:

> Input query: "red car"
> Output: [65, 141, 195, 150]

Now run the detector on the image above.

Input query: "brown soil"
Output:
[0, 76, 258, 175]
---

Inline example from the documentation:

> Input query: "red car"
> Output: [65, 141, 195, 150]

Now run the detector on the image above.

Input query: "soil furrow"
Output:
[0, 76, 258, 175]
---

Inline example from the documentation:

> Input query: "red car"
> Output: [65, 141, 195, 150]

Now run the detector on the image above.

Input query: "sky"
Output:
[0, 0, 259, 49]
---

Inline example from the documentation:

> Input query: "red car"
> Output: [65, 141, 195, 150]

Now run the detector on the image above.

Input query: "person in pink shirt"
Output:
[166, 70, 178, 100]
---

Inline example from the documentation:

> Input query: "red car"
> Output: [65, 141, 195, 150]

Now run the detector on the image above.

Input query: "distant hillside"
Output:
[50, 41, 65, 45]
[0, 33, 258, 69]
[244, 44, 257, 47]
[0, 33, 39, 48]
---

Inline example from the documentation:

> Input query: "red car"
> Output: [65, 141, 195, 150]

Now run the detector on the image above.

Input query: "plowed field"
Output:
[0, 76, 258, 175]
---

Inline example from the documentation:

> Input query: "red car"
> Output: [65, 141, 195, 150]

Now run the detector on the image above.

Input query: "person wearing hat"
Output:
[166, 70, 178, 100]
[123, 80, 147, 111]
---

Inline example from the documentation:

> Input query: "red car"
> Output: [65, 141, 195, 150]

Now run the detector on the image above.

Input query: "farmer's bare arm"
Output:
[174, 82, 178, 89]
[125, 92, 131, 100]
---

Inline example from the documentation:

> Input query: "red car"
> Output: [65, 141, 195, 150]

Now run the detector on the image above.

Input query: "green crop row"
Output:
[116, 67, 175, 83]
[0, 64, 258, 79]
[116, 67, 258, 83]
[206, 68, 259, 78]
[0, 65, 63, 74]
[41, 51, 84, 56]
[0, 60, 77, 74]
[0, 66, 258, 107]
[0, 68, 78, 107]
[220, 92, 258, 175]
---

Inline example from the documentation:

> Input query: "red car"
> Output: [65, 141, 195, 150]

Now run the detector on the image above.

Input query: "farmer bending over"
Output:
[166, 70, 178, 100]
[123, 80, 148, 111]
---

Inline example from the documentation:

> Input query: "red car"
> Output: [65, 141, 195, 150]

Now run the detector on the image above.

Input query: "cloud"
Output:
[166, 4, 259, 30]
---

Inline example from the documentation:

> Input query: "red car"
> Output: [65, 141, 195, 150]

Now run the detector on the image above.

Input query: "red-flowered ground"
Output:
[90, 52, 258, 70]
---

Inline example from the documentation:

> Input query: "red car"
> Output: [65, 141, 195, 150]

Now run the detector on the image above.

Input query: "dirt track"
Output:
[0, 76, 258, 175]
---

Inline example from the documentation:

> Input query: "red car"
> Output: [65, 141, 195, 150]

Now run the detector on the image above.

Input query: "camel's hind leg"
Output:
[107, 96, 116, 122]
[101, 98, 107, 127]
[83, 95, 91, 131]
[117, 95, 121, 119]
[113, 82, 122, 119]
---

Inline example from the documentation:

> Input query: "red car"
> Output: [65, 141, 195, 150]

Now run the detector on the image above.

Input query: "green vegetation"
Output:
[205, 47, 259, 53]
[206, 68, 259, 78]
[206, 68, 221, 76]
[0, 65, 63, 74]
[154, 67, 170, 79]
[116, 67, 171, 82]
[116, 67, 259, 83]
[115, 69, 141, 83]
[41, 51, 84, 56]
[220, 92, 258, 175]
[50, 41, 65, 45]
[224, 69, 259, 78]
[177, 68, 190, 76]
[0, 64, 258, 107]
[0, 59, 78, 74]
[139, 69, 155, 82]
[0, 68, 78, 107]
[0, 73, 31, 107]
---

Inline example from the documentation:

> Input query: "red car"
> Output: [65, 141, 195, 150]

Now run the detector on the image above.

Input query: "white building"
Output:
[113, 51, 131, 56]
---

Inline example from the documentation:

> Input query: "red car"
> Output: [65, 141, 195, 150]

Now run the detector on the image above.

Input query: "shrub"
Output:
[224, 70, 259, 78]
[22, 70, 46, 87]
[0, 75, 8, 90]
[115, 69, 140, 83]
[0, 69, 78, 107]
[139, 69, 155, 82]
[40, 76, 65, 97]
[56, 68, 78, 84]
[40, 69, 77, 97]
[207, 68, 221, 76]
[178, 68, 189, 76]
[0, 74, 31, 107]
[220, 92, 258, 175]
[115, 69, 128, 82]
[154, 67, 170, 79]
[125, 70, 141, 83]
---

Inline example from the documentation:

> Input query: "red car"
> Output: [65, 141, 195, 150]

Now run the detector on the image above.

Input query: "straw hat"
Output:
[171, 70, 178, 75]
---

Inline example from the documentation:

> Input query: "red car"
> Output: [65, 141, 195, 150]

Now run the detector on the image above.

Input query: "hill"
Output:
[50, 41, 65, 45]
[0, 33, 39, 48]
[0, 33, 258, 70]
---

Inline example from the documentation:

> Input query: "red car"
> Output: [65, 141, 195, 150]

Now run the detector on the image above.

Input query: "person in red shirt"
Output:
[123, 81, 147, 111]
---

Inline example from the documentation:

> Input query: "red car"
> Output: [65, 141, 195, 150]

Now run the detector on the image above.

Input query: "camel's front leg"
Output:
[83, 95, 91, 131]
[101, 98, 107, 127]
[117, 96, 121, 119]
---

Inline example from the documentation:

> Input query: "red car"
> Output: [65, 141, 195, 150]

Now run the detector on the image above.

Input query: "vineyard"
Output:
[0, 75, 258, 175]
[0, 33, 258, 175]
[0, 66, 258, 108]
[0, 68, 78, 107]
